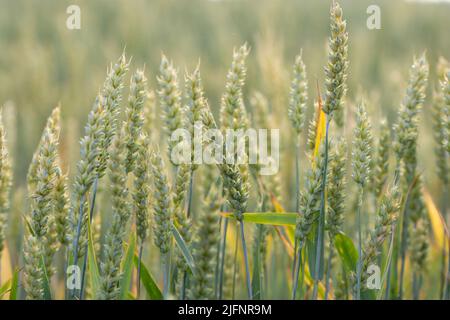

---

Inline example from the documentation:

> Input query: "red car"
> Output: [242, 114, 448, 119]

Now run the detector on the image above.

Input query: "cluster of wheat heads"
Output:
[0, 1, 449, 300]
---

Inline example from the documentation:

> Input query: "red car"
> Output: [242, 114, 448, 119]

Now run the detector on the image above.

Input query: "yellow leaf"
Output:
[423, 190, 449, 252]
[270, 194, 285, 213]
[313, 91, 327, 161]
[313, 110, 326, 160]
[1, 243, 12, 285]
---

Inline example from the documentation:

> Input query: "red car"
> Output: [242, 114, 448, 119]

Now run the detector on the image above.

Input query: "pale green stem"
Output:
[356, 186, 364, 300]
[240, 220, 253, 299]
[312, 118, 331, 300]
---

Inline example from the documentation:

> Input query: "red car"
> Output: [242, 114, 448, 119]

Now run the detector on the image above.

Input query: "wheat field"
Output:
[0, 0, 449, 300]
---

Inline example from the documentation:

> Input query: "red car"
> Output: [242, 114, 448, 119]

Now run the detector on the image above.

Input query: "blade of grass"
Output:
[0, 279, 11, 299]
[9, 269, 19, 300]
[86, 207, 101, 298]
[133, 255, 163, 300]
[221, 212, 297, 226]
[120, 232, 137, 300]
[171, 222, 196, 276]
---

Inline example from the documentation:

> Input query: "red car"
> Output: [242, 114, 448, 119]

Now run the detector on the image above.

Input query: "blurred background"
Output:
[0, 0, 449, 299]
[0, 0, 449, 187]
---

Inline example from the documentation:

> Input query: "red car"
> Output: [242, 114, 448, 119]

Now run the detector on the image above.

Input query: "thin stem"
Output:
[383, 225, 396, 300]
[162, 253, 170, 299]
[312, 118, 331, 300]
[356, 186, 364, 300]
[291, 136, 301, 299]
[240, 220, 253, 299]
[398, 205, 410, 299]
[325, 241, 334, 300]
[70, 192, 86, 299]
[291, 238, 299, 298]
[137, 242, 144, 300]
[291, 242, 302, 299]
[186, 170, 194, 218]
[214, 217, 222, 298]
[180, 170, 194, 299]
[295, 135, 301, 215]
[232, 223, 239, 299]
[300, 250, 306, 299]
[79, 177, 99, 300]
[218, 217, 229, 299]
[440, 184, 449, 299]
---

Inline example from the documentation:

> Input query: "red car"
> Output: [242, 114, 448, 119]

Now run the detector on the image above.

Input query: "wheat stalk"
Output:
[0, 112, 12, 265]
[98, 131, 130, 300]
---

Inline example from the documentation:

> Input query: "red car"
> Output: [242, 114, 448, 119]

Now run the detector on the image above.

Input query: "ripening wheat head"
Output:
[326, 138, 347, 239]
[0, 112, 12, 260]
[24, 106, 61, 299]
[71, 95, 107, 259]
[352, 102, 373, 188]
[288, 51, 308, 135]
[295, 141, 327, 248]
[441, 71, 450, 154]
[157, 54, 184, 165]
[191, 181, 222, 299]
[133, 134, 151, 244]
[185, 64, 207, 171]
[323, 1, 348, 118]
[97, 53, 130, 177]
[373, 119, 390, 199]
[98, 131, 130, 300]
[150, 148, 173, 255]
[220, 43, 250, 131]
[124, 68, 148, 174]
[393, 54, 429, 180]
[360, 183, 400, 287]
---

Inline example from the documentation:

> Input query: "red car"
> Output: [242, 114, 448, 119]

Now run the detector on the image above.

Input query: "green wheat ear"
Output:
[220, 43, 251, 131]
[133, 134, 151, 245]
[98, 130, 130, 300]
[150, 148, 173, 255]
[24, 106, 60, 299]
[441, 71, 450, 154]
[374, 119, 390, 199]
[288, 51, 308, 135]
[124, 68, 148, 174]
[360, 183, 400, 290]
[157, 54, 184, 166]
[191, 179, 222, 299]
[352, 102, 373, 188]
[323, 1, 348, 118]
[295, 141, 326, 248]
[0, 111, 12, 262]
[326, 138, 347, 239]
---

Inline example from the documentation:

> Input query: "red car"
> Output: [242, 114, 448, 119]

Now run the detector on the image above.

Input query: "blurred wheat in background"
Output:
[0, 0, 449, 300]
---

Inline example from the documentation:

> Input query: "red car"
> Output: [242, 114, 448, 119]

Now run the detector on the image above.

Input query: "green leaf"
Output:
[120, 232, 136, 300]
[222, 212, 297, 226]
[0, 279, 11, 299]
[334, 232, 358, 273]
[87, 213, 101, 297]
[9, 269, 19, 300]
[40, 255, 52, 300]
[133, 255, 163, 300]
[171, 222, 197, 276]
